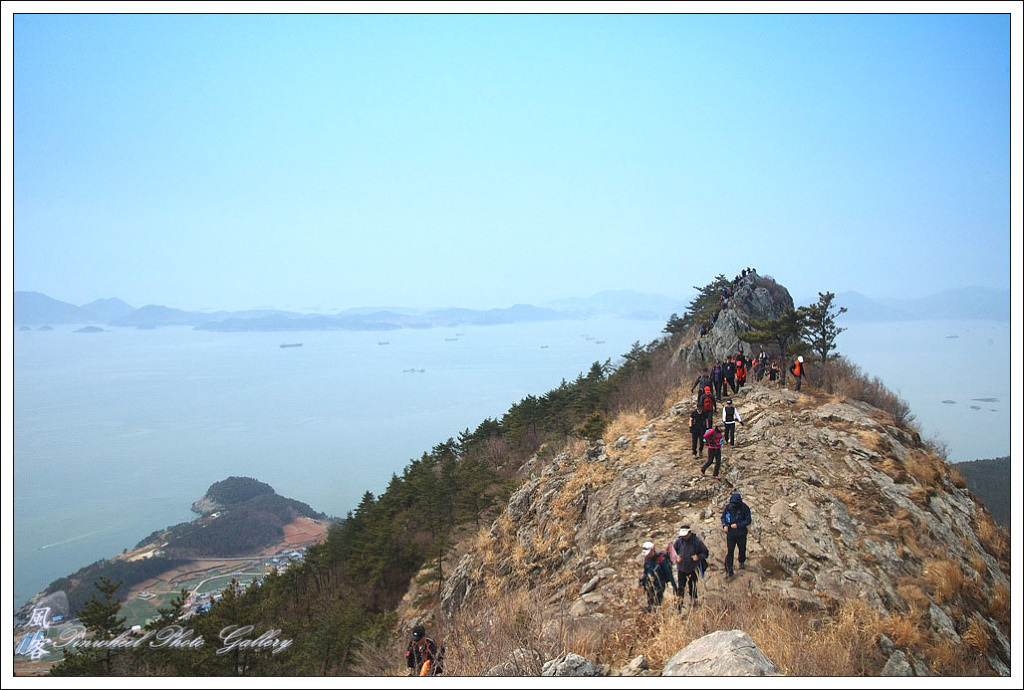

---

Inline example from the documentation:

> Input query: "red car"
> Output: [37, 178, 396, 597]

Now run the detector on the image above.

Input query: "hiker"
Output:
[721, 492, 752, 578]
[752, 356, 765, 382]
[722, 398, 743, 447]
[689, 403, 708, 458]
[700, 423, 725, 479]
[672, 525, 709, 603]
[724, 355, 737, 394]
[735, 357, 747, 390]
[768, 358, 781, 385]
[639, 540, 678, 612]
[406, 625, 444, 676]
[790, 356, 805, 391]
[690, 368, 711, 397]
[699, 385, 716, 428]
[710, 361, 724, 399]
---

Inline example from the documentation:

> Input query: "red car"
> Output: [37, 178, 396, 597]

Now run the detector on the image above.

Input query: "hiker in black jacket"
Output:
[721, 492, 752, 578]
[690, 368, 711, 396]
[672, 525, 709, 602]
[723, 355, 737, 394]
[689, 404, 707, 458]
[406, 625, 443, 676]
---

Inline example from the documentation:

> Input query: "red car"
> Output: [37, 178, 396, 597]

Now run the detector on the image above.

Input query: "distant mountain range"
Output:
[822, 287, 1010, 322]
[12, 289, 689, 331]
[13, 285, 1009, 331]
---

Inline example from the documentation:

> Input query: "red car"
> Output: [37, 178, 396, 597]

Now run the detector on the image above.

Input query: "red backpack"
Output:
[701, 393, 714, 412]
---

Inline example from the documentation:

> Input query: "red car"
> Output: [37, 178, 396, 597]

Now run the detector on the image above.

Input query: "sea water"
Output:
[12, 318, 666, 608]
[835, 319, 1011, 462]
[11, 317, 1011, 608]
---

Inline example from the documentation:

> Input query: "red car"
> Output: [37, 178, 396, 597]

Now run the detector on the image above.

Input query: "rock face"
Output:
[425, 378, 1010, 675]
[677, 272, 795, 367]
[662, 630, 781, 676]
[540, 652, 605, 677]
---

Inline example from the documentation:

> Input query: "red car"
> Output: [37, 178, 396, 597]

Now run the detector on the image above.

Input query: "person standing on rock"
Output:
[789, 355, 805, 391]
[721, 492, 752, 578]
[639, 541, 678, 612]
[689, 403, 708, 458]
[722, 399, 743, 447]
[672, 525, 709, 603]
[700, 423, 725, 479]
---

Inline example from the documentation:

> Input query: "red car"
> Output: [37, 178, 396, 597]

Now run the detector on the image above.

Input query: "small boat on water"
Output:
[280, 343, 303, 348]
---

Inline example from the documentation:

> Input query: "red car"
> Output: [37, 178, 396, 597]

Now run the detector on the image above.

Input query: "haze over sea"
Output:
[12, 315, 1010, 609]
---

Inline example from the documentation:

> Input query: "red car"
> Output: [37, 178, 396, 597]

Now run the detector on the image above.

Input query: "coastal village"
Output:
[12, 516, 329, 676]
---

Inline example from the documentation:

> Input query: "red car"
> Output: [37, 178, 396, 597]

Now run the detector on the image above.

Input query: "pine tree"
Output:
[797, 292, 848, 361]
[51, 575, 127, 676]
[737, 308, 803, 358]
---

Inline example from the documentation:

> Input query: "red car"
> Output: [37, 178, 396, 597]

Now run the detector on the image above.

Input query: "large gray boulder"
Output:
[541, 652, 605, 676]
[661, 629, 781, 676]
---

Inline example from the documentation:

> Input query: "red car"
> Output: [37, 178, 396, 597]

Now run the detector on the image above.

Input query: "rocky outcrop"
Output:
[677, 273, 795, 366]
[661, 630, 781, 676]
[431, 378, 1010, 675]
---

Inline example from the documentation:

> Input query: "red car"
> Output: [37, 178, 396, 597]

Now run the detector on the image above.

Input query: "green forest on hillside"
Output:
[955, 457, 1011, 530]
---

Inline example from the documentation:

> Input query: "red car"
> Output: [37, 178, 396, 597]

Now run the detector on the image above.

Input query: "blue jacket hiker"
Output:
[639, 541, 678, 612]
[671, 526, 709, 601]
[721, 492, 752, 578]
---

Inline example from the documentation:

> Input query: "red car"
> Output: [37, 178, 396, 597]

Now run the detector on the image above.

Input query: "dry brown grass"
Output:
[895, 580, 930, 613]
[595, 595, 891, 676]
[975, 511, 1010, 567]
[880, 611, 926, 649]
[602, 409, 650, 445]
[904, 451, 943, 487]
[816, 358, 916, 430]
[922, 558, 965, 604]
[988, 583, 1010, 625]
[968, 553, 989, 580]
[961, 617, 994, 656]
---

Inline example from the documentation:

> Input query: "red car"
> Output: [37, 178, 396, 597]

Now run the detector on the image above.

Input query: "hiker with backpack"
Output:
[710, 361, 724, 399]
[722, 399, 743, 447]
[639, 541, 678, 612]
[405, 625, 445, 676]
[698, 385, 716, 428]
[735, 357, 747, 390]
[671, 525, 709, 603]
[700, 423, 725, 479]
[689, 402, 708, 458]
[789, 356, 805, 391]
[721, 492, 752, 579]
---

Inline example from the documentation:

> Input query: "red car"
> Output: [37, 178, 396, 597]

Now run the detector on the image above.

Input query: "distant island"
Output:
[17, 477, 331, 625]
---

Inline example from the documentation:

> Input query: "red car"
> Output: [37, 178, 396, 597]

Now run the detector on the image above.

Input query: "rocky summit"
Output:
[400, 379, 1011, 676]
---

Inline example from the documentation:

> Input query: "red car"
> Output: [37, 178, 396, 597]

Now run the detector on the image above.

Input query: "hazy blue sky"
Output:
[7, 9, 1017, 312]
